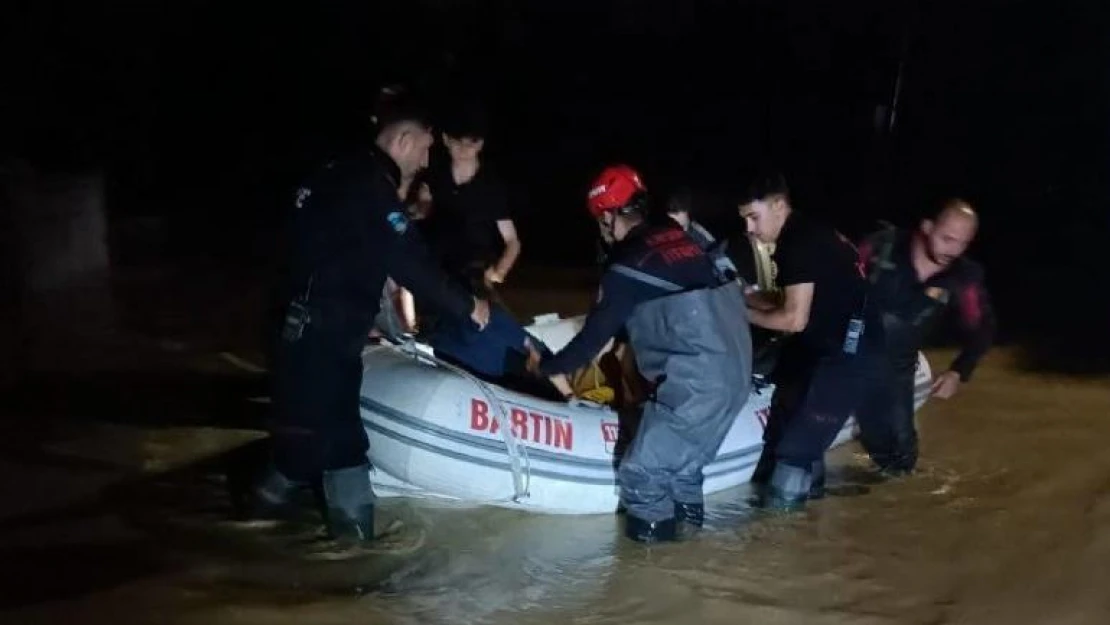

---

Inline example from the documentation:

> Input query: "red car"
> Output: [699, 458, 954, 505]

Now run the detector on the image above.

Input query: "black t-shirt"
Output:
[772, 211, 868, 358]
[422, 161, 511, 272]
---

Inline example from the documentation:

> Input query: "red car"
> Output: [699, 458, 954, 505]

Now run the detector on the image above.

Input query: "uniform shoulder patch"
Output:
[386, 211, 409, 234]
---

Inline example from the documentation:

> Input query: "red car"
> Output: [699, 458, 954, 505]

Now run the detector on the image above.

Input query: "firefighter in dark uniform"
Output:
[531, 165, 752, 543]
[854, 199, 995, 475]
[742, 173, 881, 510]
[252, 99, 491, 545]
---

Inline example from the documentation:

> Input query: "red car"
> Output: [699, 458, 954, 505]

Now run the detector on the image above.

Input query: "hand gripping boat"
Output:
[360, 314, 933, 515]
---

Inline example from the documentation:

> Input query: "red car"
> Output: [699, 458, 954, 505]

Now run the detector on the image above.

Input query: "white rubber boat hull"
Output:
[360, 315, 933, 515]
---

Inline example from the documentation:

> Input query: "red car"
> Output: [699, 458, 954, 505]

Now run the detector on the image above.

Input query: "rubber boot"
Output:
[624, 515, 678, 543]
[321, 465, 376, 542]
[756, 462, 812, 512]
[809, 459, 826, 500]
[674, 502, 705, 528]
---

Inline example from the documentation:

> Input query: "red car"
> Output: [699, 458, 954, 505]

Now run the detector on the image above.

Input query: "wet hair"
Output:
[735, 171, 790, 206]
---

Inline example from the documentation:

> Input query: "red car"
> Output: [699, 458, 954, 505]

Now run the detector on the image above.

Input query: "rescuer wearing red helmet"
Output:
[530, 164, 753, 543]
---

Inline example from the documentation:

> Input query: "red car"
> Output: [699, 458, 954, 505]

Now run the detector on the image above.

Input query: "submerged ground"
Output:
[1, 266, 1108, 625]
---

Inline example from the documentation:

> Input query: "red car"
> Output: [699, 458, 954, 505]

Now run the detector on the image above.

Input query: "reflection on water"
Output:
[370, 505, 620, 624]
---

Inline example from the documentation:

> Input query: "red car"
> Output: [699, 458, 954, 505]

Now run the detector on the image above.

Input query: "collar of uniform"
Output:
[370, 145, 402, 190]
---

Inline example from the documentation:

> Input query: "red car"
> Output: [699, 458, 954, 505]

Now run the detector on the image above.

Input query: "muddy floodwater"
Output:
[1, 278, 1109, 625]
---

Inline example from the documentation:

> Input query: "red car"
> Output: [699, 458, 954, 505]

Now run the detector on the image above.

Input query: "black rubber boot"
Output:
[674, 502, 705, 528]
[321, 465, 376, 542]
[625, 515, 678, 543]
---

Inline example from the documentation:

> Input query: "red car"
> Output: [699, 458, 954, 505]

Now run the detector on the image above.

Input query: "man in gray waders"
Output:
[742, 172, 881, 510]
[531, 164, 752, 543]
[252, 96, 490, 547]
[854, 200, 995, 475]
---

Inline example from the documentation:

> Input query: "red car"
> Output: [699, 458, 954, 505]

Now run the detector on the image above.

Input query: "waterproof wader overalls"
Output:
[613, 265, 752, 540]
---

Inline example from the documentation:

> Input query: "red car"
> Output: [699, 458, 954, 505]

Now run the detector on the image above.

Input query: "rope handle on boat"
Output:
[393, 334, 532, 504]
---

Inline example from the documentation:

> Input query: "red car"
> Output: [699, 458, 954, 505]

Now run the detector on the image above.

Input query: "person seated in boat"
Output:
[529, 164, 753, 544]
[428, 300, 576, 400]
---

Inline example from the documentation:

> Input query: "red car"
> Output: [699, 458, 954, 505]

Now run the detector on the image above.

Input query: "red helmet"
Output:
[587, 164, 646, 218]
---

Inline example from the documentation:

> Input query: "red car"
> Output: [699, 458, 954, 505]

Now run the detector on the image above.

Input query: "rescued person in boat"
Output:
[742, 171, 883, 510]
[427, 299, 577, 400]
[853, 199, 995, 476]
[529, 164, 752, 543]
[249, 92, 491, 551]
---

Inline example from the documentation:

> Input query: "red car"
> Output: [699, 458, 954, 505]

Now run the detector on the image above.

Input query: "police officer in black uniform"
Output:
[533, 165, 752, 543]
[253, 97, 491, 545]
[741, 173, 880, 510]
[855, 199, 995, 475]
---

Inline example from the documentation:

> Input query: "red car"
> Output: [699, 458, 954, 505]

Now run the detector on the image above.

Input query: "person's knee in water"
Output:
[739, 171, 881, 511]
[853, 200, 995, 475]
[531, 165, 753, 543]
[255, 89, 491, 548]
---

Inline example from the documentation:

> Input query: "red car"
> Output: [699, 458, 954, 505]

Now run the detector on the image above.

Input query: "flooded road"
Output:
[2, 280, 1109, 625]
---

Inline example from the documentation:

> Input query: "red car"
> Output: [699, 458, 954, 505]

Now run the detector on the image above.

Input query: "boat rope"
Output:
[395, 336, 532, 503]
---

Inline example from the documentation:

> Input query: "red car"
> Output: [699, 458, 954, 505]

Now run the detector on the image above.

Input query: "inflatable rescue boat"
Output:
[360, 313, 934, 515]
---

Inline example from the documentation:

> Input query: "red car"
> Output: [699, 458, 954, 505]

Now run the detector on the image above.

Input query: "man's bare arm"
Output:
[744, 289, 779, 312]
[747, 282, 814, 333]
[487, 219, 521, 284]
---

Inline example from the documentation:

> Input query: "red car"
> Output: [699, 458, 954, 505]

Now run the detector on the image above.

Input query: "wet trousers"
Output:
[270, 321, 369, 481]
[753, 352, 868, 489]
[854, 355, 919, 473]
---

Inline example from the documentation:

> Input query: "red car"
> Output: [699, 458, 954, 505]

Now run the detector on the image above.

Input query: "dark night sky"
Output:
[3, 0, 1109, 344]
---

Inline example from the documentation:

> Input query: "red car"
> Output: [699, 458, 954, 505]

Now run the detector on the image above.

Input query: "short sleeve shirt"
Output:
[772, 211, 867, 357]
[423, 163, 511, 270]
